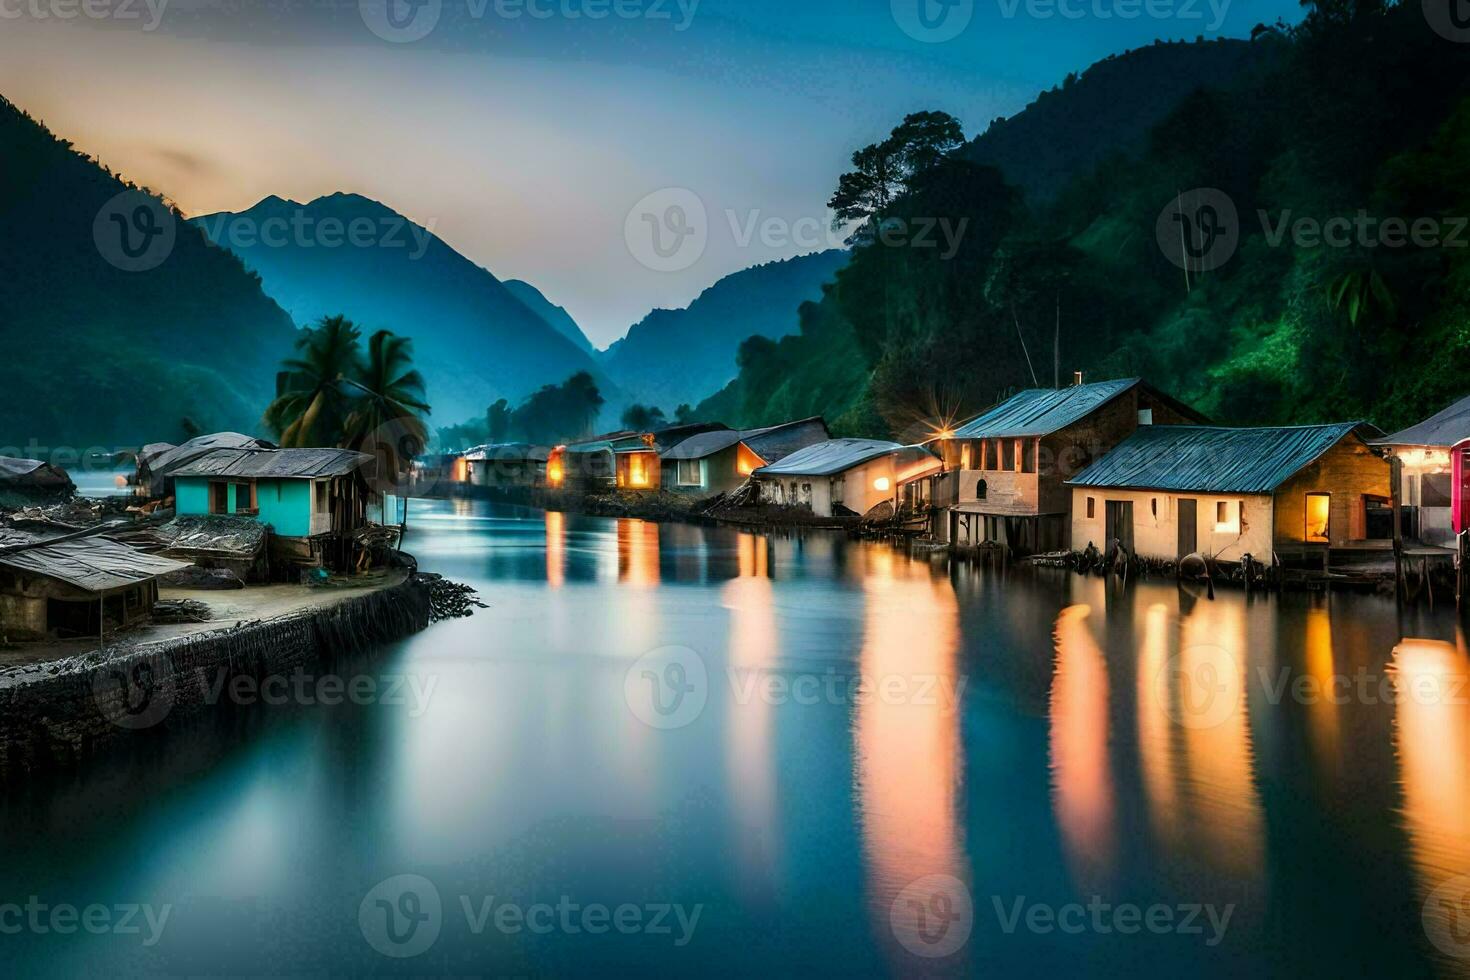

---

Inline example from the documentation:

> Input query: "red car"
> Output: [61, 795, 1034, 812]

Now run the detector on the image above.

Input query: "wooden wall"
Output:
[1272, 435, 1392, 547]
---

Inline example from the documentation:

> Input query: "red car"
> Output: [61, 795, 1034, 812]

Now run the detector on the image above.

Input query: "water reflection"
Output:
[1050, 602, 1116, 890]
[723, 535, 780, 896]
[545, 510, 565, 589]
[1392, 635, 1470, 972]
[617, 519, 660, 588]
[853, 547, 968, 966]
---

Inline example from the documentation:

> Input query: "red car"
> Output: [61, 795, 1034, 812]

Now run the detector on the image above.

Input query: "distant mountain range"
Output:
[600, 250, 848, 414]
[192, 194, 619, 426]
[961, 38, 1281, 202]
[0, 94, 299, 448]
[502, 279, 596, 355]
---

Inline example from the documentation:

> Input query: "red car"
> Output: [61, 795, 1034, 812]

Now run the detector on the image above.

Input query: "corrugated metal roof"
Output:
[0, 536, 190, 592]
[462, 443, 551, 463]
[145, 432, 275, 477]
[0, 456, 70, 488]
[1067, 423, 1366, 493]
[662, 430, 745, 460]
[955, 379, 1141, 439]
[172, 447, 371, 479]
[754, 438, 929, 477]
[740, 417, 831, 463]
[1376, 394, 1470, 448]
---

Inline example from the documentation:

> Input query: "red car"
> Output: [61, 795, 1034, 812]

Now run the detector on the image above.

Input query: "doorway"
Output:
[1178, 498, 1198, 558]
[1306, 492, 1331, 543]
[1105, 500, 1134, 555]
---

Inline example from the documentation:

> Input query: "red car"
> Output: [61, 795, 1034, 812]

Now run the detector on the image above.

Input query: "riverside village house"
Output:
[750, 438, 942, 518]
[0, 535, 189, 641]
[1066, 422, 1393, 564]
[660, 417, 831, 496]
[170, 446, 376, 574]
[1372, 393, 1470, 547]
[916, 378, 1206, 555]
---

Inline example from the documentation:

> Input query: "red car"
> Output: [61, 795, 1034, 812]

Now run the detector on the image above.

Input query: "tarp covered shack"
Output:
[0, 535, 190, 640]
[0, 456, 74, 503]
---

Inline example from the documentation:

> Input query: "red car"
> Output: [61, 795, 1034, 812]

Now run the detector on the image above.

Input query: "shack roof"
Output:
[754, 438, 931, 478]
[0, 536, 189, 592]
[143, 432, 275, 478]
[0, 456, 71, 488]
[155, 515, 268, 558]
[661, 430, 745, 461]
[662, 417, 832, 463]
[954, 379, 1196, 440]
[1066, 423, 1368, 493]
[463, 443, 552, 463]
[172, 447, 372, 480]
[1375, 394, 1470, 448]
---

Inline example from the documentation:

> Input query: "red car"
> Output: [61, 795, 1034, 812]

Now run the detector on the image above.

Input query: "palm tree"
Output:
[264, 315, 363, 447]
[341, 329, 431, 480]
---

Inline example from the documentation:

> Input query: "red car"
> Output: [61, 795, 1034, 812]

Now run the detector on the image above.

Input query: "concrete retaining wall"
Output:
[0, 576, 432, 780]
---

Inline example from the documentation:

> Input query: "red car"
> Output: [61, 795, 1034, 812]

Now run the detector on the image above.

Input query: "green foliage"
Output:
[705, 10, 1470, 438]
[438, 372, 607, 449]
[264, 315, 430, 476]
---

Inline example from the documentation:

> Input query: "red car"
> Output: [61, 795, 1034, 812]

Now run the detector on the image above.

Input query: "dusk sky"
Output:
[0, 0, 1300, 346]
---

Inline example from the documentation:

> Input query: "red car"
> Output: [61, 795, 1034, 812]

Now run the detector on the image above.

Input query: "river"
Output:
[3, 497, 1469, 977]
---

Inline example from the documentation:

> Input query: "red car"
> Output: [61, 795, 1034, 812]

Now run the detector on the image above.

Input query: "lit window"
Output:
[1306, 493, 1330, 543]
[873, 477, 891, 492]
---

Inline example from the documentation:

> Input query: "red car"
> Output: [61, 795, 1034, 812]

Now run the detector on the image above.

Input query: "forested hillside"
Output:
[701, 4, 1470, 438]
[0, 96, 299, 447]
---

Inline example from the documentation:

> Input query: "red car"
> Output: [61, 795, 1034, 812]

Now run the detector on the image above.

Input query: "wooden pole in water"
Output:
[1391, 454, 1405, 602]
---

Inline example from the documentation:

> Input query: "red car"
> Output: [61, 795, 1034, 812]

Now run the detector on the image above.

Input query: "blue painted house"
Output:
[171, 447, 376, 572]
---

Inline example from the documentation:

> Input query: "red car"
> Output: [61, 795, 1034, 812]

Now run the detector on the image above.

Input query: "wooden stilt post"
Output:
[1391, 454, 1406, 602]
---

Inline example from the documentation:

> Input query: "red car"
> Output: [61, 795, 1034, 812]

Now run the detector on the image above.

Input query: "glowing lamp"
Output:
[873, 477, 891, 492]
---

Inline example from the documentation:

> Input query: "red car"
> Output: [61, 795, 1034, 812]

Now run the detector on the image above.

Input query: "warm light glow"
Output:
[547, 447, 566, 487]
[629, 453, 651, 488]
[1305, 493, 1330, 543]
[545, 510, 565, 590]
[452, 458, 469, 482]
[873, 477, 891, 492]
[1051, 603, 1116, 889]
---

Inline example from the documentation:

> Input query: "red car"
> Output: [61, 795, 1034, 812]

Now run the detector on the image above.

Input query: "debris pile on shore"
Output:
[151, 598, 213, 624]
[421, 575, 487, 621]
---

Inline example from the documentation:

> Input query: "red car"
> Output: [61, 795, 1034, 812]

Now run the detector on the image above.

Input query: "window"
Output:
[1216, 501, 1229, 524]
[1215, 500, 1240, 532]
[1086, 496, 1096, 519]
[210, 481, 229, 514]
[676, 459, 702, 486]
[315, 481, 330, 513]
[983, 439, 998, 470]
[233, 483, 253, 513]
[1021, 439, 1037, 474]
[1138, 408, 1154, 425]
[1001, 440, 1016, 471]
[1151, 497, 1158, 518]
[959, 443, 972, 470]
[1306, 493, 1330, 543]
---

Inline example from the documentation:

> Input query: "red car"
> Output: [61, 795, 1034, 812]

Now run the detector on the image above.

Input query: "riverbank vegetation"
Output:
[699, 0, 1470, 437]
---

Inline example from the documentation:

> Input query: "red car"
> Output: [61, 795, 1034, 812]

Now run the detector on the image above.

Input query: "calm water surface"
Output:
[4, 498, 1470, 977]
